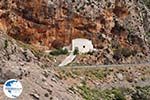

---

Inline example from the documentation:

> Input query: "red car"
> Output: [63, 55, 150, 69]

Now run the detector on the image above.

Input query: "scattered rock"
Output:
[30, 93, 40, 100]
[44, 93, 49, 97]
[51, 76, 58, 83]
[115, 73, 124, 81]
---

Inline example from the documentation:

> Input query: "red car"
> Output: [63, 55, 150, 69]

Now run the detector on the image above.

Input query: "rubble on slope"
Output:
[0, 32, 83, 99]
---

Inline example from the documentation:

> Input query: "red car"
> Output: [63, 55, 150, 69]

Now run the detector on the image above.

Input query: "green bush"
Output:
[77, 83, 105, 100]
[132, 86, 150, 100]
[111, 39, 121, 49]
[4, 40, 8, 49]
[111, 89, 126, 100]
[73, 47, 79, 55]
[113, 49, 122, 61]
[77, 84, 126, 100]
[77, 85, 150, 100]
[113, 47, 136, 60]
[121, 48, 133, 58]
[143, 0, 150, 9]
[146, 32, 150, 35]
[49, 48, 68, 56]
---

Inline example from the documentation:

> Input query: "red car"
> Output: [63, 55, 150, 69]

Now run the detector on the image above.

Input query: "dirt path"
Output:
[60, 62, 150, 69]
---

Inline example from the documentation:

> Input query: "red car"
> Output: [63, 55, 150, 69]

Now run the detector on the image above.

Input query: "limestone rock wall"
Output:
[0, 0, 149, 51]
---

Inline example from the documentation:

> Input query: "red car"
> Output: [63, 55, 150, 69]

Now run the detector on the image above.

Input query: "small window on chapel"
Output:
[83, 45, 85, 48]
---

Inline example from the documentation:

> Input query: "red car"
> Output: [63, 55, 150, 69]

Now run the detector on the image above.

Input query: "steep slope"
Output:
[0, 32, 83, 100]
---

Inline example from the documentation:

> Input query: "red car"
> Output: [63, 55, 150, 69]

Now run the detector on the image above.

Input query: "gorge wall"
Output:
[0, 0, 149, 52]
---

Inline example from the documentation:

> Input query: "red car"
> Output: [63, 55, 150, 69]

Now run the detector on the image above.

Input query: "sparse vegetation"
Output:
[77, 84, 150, 100]
[85, 69, 106, 80]
[121, 48, 135, 57]
[73, 47, 79, 55]
[57, 68, 107, 80]
[146, 32, 150, 36]
[146, 32, 150, 45]
[113, 49, 122, 61]
[132, 86, 150, 100]
[77, 84, 126, 100]
[111, 39, 121, 49]
[17, 40, 45, 58]
[113, 47, 136, 61]
[49, 48, 68, 56]
[4, 40, 8, 49]
[143, 0, 150, 9]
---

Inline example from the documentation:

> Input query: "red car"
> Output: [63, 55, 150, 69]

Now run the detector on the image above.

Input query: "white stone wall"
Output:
[72, 38, 94, 53]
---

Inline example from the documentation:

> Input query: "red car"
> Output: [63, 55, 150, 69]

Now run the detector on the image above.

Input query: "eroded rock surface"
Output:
[0, 0, 149, 48]
[0, 0, 149, 64]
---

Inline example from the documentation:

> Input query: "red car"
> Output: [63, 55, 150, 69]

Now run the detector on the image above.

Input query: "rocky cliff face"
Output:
[0, 0, 149, 64]
[0, 0, 149, 49]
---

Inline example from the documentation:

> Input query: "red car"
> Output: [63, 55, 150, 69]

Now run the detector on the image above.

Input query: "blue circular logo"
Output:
[3, 79, 23, 98]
